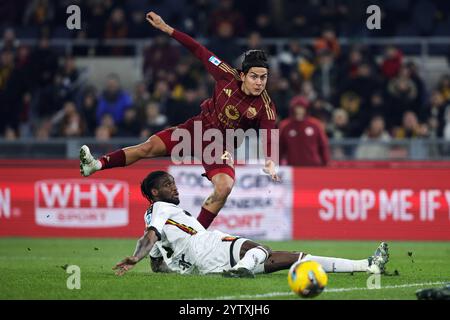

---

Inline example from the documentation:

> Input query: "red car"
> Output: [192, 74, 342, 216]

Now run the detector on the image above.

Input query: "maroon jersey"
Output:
[171, 30, 277, 157]
[279, 117, 330, 166]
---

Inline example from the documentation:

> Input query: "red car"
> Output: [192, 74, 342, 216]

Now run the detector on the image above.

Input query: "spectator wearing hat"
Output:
[279, 96, 330, 166]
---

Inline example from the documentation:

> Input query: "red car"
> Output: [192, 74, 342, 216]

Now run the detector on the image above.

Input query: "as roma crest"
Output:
[246, 106, 257, 119]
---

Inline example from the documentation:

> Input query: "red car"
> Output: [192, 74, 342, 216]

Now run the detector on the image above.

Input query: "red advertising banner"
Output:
[1, 160, 449, 240]
[0, 160, 168, 238]
[293, 168, 450, 240]
[0, 160, 293, 240]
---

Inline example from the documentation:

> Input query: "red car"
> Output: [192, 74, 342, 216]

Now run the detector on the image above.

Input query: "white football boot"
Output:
[367, 242, 389, 274]
[79, 145, 100, 177]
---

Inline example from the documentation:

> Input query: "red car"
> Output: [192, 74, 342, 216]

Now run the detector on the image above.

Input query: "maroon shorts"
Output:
[155, 116, 235, 181]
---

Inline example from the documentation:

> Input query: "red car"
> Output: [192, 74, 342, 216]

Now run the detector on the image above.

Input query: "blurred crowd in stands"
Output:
[1, 0, 450, 162]
[3, 0, 450, 40]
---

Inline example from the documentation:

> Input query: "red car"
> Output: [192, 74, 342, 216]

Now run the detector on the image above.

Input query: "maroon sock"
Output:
[197, 207, 217, 229]
[99, 149, 126, 170]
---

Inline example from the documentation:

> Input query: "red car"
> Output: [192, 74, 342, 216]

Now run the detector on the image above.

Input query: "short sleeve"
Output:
[146, 202, 179, 238]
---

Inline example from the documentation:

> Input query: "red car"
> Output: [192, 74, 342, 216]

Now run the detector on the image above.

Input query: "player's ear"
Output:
[151, 189, 159, 199]
[240, 71, 246, 82]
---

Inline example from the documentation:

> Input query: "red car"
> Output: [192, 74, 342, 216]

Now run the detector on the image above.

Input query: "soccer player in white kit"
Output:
[113, 171, 390, 278]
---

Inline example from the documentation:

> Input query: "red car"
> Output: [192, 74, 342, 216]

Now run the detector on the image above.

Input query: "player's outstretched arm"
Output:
[113, 229, 159, 276]
[146, 11, 231, 81]
[146, 11, 174, 35]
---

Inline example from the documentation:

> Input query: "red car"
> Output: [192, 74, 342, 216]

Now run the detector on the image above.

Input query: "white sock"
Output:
[302, 254, 369, 273]
[234, 247, 268, 271]
[253, 262, 265, 274]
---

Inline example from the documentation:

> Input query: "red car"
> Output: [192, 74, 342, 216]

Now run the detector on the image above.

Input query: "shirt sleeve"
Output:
[146, 202, 178, 240]
[171, 29, 237, 81]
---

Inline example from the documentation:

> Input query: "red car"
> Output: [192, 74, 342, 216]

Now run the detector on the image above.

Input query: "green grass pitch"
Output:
[0, 238, 449, 300]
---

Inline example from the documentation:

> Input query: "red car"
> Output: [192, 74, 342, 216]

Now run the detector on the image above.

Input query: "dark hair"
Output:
[241, 50, 269, 74]
[140, 171, 168, 202]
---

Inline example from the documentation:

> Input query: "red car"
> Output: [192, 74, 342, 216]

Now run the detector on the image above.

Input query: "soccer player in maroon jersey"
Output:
[80, 11, 279, 229]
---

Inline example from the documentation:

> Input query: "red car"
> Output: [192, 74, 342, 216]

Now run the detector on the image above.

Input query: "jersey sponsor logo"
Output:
[218, 112, 237, 128]
[35, 179, 129, 228]
[224, 105, 240, 120]
[208, 56, 222, 66]
[246, 106, 257, 119]
[223, 88, 232, 97]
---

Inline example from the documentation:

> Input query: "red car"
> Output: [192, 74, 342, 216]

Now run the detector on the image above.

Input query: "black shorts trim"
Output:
[229, 237, 241, 268]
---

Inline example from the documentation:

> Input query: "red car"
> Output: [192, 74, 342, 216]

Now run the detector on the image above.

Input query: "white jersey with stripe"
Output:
[144, 201, 206, 271]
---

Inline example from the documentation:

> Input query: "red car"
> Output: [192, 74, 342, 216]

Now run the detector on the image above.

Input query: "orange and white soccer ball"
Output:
[288, 260, 328, 298]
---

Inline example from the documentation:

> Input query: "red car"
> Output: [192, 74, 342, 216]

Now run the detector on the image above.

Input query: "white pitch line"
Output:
[202, 281, 448, 300]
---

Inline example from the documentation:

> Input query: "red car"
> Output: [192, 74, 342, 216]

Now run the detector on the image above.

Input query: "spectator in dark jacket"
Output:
[387, 66, 419, 126]
[279, 96, 330, 166]
[96, 74, 132, 126]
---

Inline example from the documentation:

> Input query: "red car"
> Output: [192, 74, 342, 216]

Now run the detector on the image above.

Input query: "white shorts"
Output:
[183, 230, 249, 274]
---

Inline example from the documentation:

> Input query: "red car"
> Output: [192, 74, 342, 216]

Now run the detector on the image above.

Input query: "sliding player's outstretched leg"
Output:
[260, 242, 389, 275]
[80, 135, 167, 177]
[366, 242, 389, 274]
[223, 240, 271, 278]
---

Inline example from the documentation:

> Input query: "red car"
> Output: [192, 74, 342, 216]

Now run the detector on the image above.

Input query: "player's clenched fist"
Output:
[146, 11, 174, 35]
